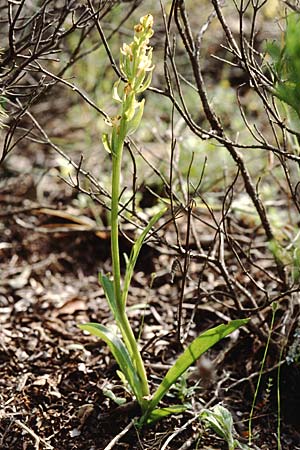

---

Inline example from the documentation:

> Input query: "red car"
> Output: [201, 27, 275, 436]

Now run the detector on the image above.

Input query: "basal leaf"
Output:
[143, 405, 187, 425]
[98, 273, 143, 367]
[78, 322, 144, 404]
[146, 319, 249, 414]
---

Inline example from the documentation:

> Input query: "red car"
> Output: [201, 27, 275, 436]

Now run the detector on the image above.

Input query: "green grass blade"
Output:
[146, 319, 249, 413]
[122, 207, 166, 306]
[78, 322, 144, 405]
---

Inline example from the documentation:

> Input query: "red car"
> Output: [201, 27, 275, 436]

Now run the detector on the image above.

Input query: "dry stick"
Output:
[86, 0, 144, 85]
[103, 420, 135, 450]
[211, 0, 241, 58]
[21, 108, 155, 236]
[160, 414, 199, 450]
[3, 2, 84, 88]
[161, 1, 211, 141]
[169, 99, 183, 250]
[87, 0, 123, 80]
[9, 108, 172, 261]
[14, 419, 54, 450]
[220, 178, 272, 323]
[22, 107, 110, 196]
[153, 53, 300, 164]
[174, 2, 288, 286]
[226, 360, 285, 392]
[2, 1, 115, 156]
[177, 199, 193, 344]
[155, 83, 300, 163]
[190, 193, 245, 311]
[161, 374, 234, 450]
[222, 0, 293, 139]
[34, 64, 110, 121]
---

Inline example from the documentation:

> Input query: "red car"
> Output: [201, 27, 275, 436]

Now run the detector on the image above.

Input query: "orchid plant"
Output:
[79, 14, 249, 426]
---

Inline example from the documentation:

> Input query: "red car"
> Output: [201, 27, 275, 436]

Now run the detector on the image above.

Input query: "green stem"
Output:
[248, 302, 277, 445]
[111, 138, 123, 307]
[277, 345, 283, 450]
[119, 310, 150, 399]
[110, 124, 149, 401]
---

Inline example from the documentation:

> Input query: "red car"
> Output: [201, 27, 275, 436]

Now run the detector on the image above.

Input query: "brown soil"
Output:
[1, 161, 300, 450]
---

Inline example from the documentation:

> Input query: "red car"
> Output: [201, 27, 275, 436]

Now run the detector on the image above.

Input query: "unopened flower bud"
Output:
[134, 24, 143, 33]
[140, 14, 153, 29]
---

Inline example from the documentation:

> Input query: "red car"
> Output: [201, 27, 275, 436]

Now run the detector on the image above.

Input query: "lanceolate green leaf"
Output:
[144, 405, 187, 425]
[99, 273, 120, 317]
[99, 273, 127, 334]
[147, 405, 188, 425]
[145, 319, 249, 414]
[78, 322, 144, 405]
[98, 272, 130, 356]
[122, 209, 166, 299]
[122, 207, 167, 306]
